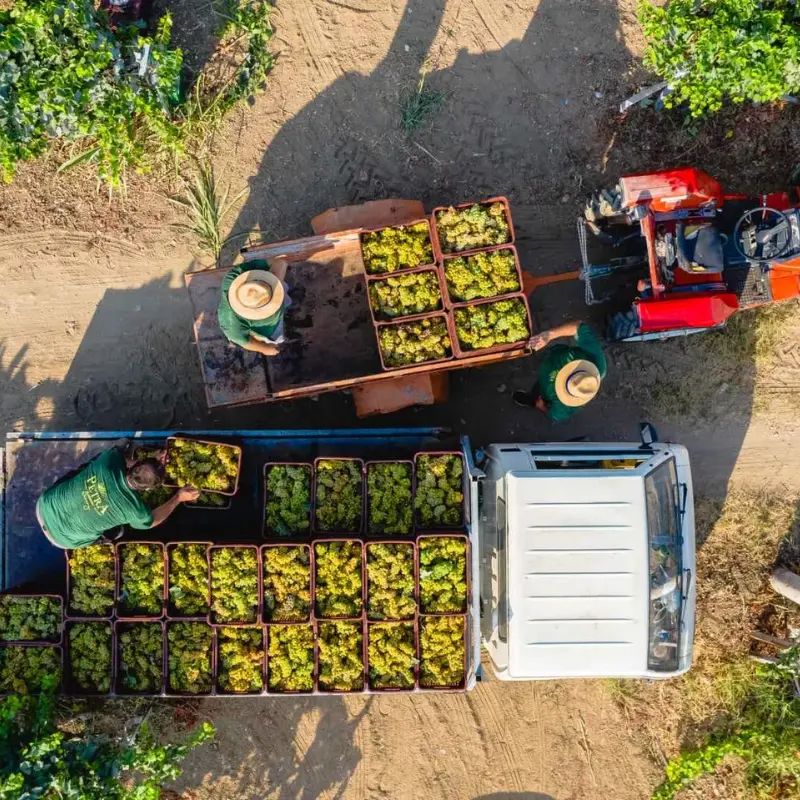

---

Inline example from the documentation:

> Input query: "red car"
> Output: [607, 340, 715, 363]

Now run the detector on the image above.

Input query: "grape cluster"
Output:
[265, 464, 312, 536]
[119, 543, 164, 617]
[361, 222, 433, 274]
[217, 627, 264, 694]
[378, 316, 451, 368]
[0, 595, 61, 642]
[210, 547, 259, 624]
[267, 624, 314, 692]
[435, 202, 511, 253]
[414, 454, 463, 527]
[444, 248, 520, 302]
[118, 622, 163, 693]
[368, 271, 442, 319]
[168, 622, 213, 694]
[69, 622, 112, 692]
[0, 646, 61, 694]
[168, 543, 210, 617]
[368, 622, 416, 690]
[315, 459, 363, 533]
[420, 616, 465, 688]
[366, 543, 415, 621]
[367, 461, 413, 536]
[318, 621, 364, 692]
[314, 541, 363, 618]
[454, 297, 529, 351]
[418, 537, 467, 614]
[68, 545, 115, 617]
[263, 545, 311, 622]
[165, 439, 239, 493]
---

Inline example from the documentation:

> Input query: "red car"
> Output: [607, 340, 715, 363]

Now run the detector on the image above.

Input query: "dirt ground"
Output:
[2, 0, 800, 798]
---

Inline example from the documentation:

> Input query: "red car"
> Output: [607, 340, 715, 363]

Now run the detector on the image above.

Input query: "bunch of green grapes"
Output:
[378, 316, 452, 368]
[0, 595, 61, 642]
[68, 545, 115, 617]
[190, 492, 229, 508]
[0, 646, 61, 694]
[435, 202, 511, 253]
[418, 537, 467, 614]
[366, 543, 415, 621]
[69, 622, 112, 692]
[263, 546, 311, 622]
[318, 621, 364, 692]
[118, 622, 163, 693]
[454, 297, 529, 351]
[362, 222, 433, 275]
[420, 616, 465, 688]
[265, 464, 312, 536]
[167, 622, 212, 694]
[165, 439, 239, 493]
[210, 547, 259, 624]
[267, 624, 314, 692]
[168, 543, 210, 617]
[444, 248, 520, 302]
[368, 271, 442, 319]
[367, 622, 415, 690]
[314, 541, 363, 618]
[367, 462, 413, 536]
[217, 627, 264, 694]
[140, 485, 173, 510]
[414, 454, 464, 527]
[119, 543, 164, 616]
[315, 459, 363, 532]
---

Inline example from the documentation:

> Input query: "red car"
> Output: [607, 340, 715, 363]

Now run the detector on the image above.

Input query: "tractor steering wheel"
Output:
[733, 206, 793, 263]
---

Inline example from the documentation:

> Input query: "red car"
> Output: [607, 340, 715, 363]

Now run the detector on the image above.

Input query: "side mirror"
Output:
[640, 422, 659, 447]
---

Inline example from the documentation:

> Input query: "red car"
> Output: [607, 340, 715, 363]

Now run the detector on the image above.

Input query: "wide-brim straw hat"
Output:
[554, 359, 601, 407]
[228, 269, 285, 321]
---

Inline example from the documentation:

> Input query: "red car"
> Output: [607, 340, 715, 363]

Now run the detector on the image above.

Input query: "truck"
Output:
[0, 424, 695, 693]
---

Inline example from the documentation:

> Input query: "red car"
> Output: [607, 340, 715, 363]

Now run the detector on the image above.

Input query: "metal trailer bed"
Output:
[0, 428, 482, 692]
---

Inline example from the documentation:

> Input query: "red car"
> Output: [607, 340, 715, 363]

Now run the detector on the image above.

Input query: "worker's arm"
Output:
[241, 335, 280, 357]
[528, 321, 581, 351]
[149, 487, 201, 528]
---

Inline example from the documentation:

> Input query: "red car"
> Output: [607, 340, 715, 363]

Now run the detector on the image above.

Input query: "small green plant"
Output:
[454, 297, 529, 351]
[435, 202, 511, 254]
[68, 622, 112, 693]
[315, 460, 363, 532]
[168, 543, 210, 617]
[167, 622, 213, 694]
[420, 616, 465, 688]
[414, 454, 464, 527]
[315, 541, 363, 619]
[165, 438, 239, 493]
[418, 537, 467, 614]
[262, 546, 311, 622]
[368, 623, 416, 690]
[378, 316, 452, 368]
[367, 544, 416, 621]
[444, 248, 520, 302]
[399, 73, 447, 134]
[639, 0, 800, 118]
[264, 464, 312, 536]
[318, 621, 364, 692]
[210, 547, 259, 624]
[68, 545, 115, 617]
[118, 543, 164, 617]
[0, 690, 213, 797]
[368, 271, 443, 319]
[217, 627, 264, 694]
[117, 622, 163, 694]
[0, 596, 61, 642]
[171, 162, 246, 261]
[367, 462, 413, 536]
[0, 646, 62, 694]
[361, 222, 434, 274]
[267, 624, 314, 692]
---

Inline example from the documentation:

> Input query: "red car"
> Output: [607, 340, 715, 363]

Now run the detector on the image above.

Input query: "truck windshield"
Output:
[645, 459, 681, 672]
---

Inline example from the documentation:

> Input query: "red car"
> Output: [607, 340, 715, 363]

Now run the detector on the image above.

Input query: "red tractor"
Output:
[574, 168, 800, 341]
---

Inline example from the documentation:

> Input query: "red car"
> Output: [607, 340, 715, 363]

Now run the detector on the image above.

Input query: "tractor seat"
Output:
[676, 223, 725, 273]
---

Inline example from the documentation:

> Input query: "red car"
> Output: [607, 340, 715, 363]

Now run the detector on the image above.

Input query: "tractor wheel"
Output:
[607, 310, 639, 342]
[584, 183, 623, 222]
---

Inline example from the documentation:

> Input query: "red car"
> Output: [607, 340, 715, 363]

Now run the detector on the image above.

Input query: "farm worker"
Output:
[513, 321, 607, 421]
[35, 443, 200, 549]
[218, 259, 290, 357]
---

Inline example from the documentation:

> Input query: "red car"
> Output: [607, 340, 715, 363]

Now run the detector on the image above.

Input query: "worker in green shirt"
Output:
[35, 445, 200, 549]
[513, 321, 607, 421]
[217, 260, 289, 357]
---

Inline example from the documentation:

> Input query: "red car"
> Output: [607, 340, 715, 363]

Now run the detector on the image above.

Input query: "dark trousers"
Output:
[513, 383, 543, 409]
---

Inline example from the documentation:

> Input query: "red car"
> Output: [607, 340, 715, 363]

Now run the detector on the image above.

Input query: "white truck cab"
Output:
[468, 434, 695, 681]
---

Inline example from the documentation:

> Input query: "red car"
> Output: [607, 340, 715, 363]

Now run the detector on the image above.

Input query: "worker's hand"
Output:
[154, 449, 167, 464]
[260, 343, 280, 357]
[528, 331, 553, 351]
[177, 486, 201, 503]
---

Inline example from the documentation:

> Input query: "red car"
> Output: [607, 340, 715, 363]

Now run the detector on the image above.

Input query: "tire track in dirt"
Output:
[0, 230, 148, 261]
[408, 696, 464, 797]
[294, 1, 341, 87]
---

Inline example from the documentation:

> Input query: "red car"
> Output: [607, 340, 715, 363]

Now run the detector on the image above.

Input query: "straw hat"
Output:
[554, 359, 601, 407]
[228, 269, 285, 321]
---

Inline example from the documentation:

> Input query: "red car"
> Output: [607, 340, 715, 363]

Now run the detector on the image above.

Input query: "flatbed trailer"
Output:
[185, 199, 538, 416]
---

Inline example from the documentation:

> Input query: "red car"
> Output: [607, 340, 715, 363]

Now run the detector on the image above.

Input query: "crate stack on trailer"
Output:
[0, 437, 472, 696]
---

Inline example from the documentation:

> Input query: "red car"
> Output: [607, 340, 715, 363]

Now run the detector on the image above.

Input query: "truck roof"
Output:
[505, 470, 648, 679]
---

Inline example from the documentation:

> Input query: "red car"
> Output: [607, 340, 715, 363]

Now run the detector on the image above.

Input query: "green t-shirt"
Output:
[217, 262, 285, 347]
[539, 323, 607, 422]
[38, 449, 153, 548]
